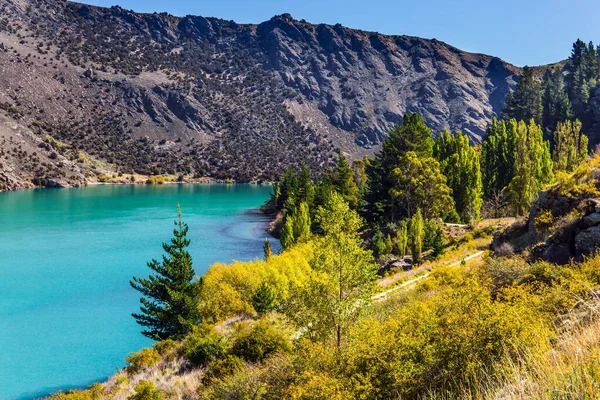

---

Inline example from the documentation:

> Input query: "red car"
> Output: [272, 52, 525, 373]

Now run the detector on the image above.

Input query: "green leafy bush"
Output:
[183, 330, 228, 367]
[231, 320, 291, 363]
[128, 380, 165, 400]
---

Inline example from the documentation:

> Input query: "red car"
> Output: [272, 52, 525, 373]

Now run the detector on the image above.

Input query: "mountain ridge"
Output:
[0, 0, 528, 190]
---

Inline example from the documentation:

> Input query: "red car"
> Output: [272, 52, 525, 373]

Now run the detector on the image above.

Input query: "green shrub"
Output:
[128, 380, 165, 400]
[145, 175, 165, 185]
[153, 339, 179, 362]
[202, 355, 245, 384]
[231, 320, 291, 363]
[183, 330, 228, 367]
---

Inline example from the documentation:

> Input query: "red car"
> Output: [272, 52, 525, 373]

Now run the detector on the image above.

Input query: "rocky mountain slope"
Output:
[0, 0, 520, 189]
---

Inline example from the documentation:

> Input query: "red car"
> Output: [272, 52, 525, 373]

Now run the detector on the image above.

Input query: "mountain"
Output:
[0, 0, 520, 190]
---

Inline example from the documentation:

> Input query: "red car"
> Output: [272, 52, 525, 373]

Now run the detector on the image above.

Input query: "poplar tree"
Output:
[507, 120, 553, 215]
[553, 119, 589, 172]
[396, 222, 409, 257]
[434, 130, 483, 223]
[409, 209, 424, 265]
[130, 206, 200, 340]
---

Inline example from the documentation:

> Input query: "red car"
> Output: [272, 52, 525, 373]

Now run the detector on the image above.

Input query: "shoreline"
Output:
[0, 179, 275, 194]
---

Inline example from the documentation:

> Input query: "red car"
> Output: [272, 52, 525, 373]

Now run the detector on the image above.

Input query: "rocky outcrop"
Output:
[493, 180, 600, 264]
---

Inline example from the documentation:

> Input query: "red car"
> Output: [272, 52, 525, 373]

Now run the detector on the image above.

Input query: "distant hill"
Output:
[0, 0, 523, 189]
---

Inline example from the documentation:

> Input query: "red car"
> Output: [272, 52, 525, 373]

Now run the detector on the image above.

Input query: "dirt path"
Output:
[372, 251, 485, 302]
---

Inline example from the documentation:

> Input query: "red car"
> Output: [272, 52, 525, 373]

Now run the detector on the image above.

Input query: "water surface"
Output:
[0, 184, 277, 399]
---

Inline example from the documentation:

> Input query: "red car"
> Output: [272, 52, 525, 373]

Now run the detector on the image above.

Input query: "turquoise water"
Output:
[0, 184, 278, 400]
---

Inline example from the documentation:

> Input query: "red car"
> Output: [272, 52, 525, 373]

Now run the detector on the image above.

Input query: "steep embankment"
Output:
[0, 0, 521, 190]
[493, 156, 600, 264]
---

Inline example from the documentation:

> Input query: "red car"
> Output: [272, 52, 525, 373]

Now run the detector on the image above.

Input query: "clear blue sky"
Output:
[80, 0, 600, 67]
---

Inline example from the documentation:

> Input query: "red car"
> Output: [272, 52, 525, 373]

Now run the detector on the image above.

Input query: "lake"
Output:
[0, 184, 278, 400]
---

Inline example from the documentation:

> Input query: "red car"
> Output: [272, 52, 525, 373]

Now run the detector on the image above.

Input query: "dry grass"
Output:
[464, 315, 600, 399]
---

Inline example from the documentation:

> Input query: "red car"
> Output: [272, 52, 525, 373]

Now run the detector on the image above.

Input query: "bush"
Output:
[231, 320, 291, 363]
[125, 348, 161, 375]
[202, 355, 245, 384]
[145, 175, 165, 185]
[495, 242, 514, 257]
[183, 330, 228, 367]
[128, 380, 165, 400]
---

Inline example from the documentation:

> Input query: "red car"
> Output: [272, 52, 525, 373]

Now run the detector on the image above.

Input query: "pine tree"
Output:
[541, 67, 572, 134]
[263, 237, 272, 260]
[331, 152, 359, 209]
[503, 66, 542, 123]
[251, 281, 277, 316]
[130, 206, 200, 340]
[363, 113, 434, 223]
[409, 209, 424, 265]
[297, 164, 315, 208]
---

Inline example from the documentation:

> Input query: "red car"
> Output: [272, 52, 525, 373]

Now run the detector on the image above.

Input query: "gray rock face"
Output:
[256, 15, 519, 145]
[575, 225, 600, 257]
[583, 212, 600, 228]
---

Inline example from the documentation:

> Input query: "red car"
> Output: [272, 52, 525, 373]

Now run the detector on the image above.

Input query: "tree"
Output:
[263, 237, 272, 260]
[293, 202, 311, 244]
[280, 202, 311, 250]
[297, 164, 315, 208]
[130, 206, 200, 340]
[409, 209, 424, 265]
[503, 66, 542, 123]
[283, 192, 377, 349]
[389, 151, 454, 220]
[541, 67, 572, 134]
[396, 221, 409, 257]
[385, 234, 394, 255]
[481, 118, 517, 199]
[424, 219, 445, 259]
[434, 130, 483, 223]
[372, 228, 386, 261]
[507, 120, 553, 215]
[331, 151, 359, 209]
[251, 281, 277, 316]
[363, 113, 434, 223]
[553, 119, 588, 172]
[280, 215, 295, 250]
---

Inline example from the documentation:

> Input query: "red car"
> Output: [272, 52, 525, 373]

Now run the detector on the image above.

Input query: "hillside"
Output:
[0, 0, 521, 189]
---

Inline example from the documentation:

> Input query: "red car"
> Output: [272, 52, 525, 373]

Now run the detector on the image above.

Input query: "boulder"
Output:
[583, 212, 600, 228]
[575, 225, 600, 258]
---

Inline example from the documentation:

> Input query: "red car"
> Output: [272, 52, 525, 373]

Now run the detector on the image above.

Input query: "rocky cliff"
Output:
[0, 0, 521, 189]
